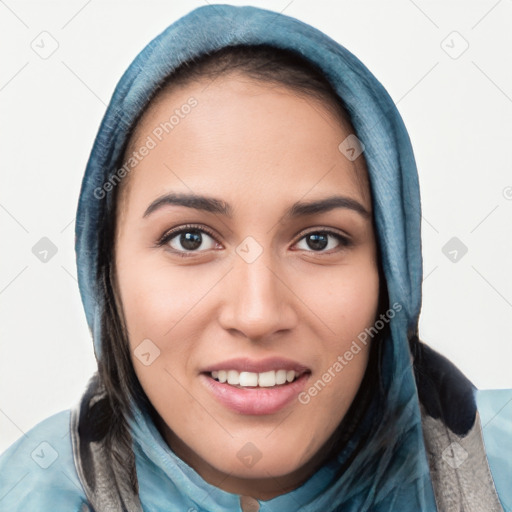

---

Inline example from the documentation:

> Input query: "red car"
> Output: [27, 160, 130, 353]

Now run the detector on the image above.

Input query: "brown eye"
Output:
[157, 224, 219, 255]
[294, 230, 351, 253]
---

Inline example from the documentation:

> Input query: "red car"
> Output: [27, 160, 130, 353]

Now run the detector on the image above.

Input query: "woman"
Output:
[0, 4, 510, 511]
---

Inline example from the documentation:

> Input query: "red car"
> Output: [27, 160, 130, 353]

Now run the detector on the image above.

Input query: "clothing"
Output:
[1, 4, 511, 511]
[0, 388, 510, 511]
[0, 387, 510, 511]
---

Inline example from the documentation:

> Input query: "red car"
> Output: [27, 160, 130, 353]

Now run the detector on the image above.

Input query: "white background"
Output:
[1, 0, 511, 454]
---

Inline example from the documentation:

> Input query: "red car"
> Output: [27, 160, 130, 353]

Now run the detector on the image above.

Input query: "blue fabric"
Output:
[0, 411, 87, 511]
[476, 389, 512, 512]
[1, 4, 510, 511]
[1, 390, 510, 511]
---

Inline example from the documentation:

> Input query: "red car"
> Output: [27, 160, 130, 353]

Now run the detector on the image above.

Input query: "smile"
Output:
[209, 369, 302, 388]
[200, 356, 312, 414]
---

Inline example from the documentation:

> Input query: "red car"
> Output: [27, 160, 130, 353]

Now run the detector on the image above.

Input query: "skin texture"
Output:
[114, 73, 380, 500]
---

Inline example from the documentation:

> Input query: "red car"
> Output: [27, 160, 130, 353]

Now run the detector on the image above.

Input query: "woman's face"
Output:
[114, 73, 380, 499]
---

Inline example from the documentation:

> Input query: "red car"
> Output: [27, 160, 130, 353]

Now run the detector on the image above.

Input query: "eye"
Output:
[157, 225, 352, 257]
[157, 224, 220, 256]
[294, 230, 351, 253]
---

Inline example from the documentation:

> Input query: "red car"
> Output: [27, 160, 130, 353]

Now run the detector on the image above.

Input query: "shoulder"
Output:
[475, 388, 512, 511]
[0, 409, 89, 511]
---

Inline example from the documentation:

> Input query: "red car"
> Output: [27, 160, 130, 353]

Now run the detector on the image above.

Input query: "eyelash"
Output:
[156, 223, 352, 258]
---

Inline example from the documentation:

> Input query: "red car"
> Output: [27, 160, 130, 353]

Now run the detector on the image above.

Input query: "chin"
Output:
[207, 439, 315, 479]
[223, 458, 303, 480]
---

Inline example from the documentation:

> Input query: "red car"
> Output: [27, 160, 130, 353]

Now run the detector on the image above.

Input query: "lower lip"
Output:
[200, 372, 311, 415]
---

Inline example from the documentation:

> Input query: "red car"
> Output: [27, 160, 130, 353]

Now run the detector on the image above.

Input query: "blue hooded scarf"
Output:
[1, 4, 510, 512]
[73, 3, 452, 507]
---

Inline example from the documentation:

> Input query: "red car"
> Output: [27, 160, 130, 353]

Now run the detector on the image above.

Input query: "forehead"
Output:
[118, 74, 371, 216]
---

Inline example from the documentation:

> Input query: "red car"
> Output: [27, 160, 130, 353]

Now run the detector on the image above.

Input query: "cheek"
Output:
[293, 258, 380, 407]
[117, 250, 205, 341]
[296, 257, 380, 340]
[338, 266, 380, 334]
[115, 251, 226, 389]
[116, 259, 205, 413]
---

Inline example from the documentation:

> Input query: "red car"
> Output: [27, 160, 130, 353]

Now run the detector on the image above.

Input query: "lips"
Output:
[200, 356, 310, 375]
[200, 371, 311, 415]
[199, 356, 312, 414]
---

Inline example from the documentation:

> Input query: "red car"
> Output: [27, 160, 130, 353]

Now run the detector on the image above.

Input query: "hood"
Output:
[74, 4, 444, 510]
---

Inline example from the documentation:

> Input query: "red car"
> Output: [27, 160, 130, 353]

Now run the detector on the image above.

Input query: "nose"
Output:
[217, 247, 298, 341]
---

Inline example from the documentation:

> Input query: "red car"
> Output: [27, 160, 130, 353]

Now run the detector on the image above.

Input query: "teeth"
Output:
[227, 370, 240, 385]
[276, 369, 287, 385]
[209, 369, 301, 387]
[258, 370, 275, 387]
[240, 372, 259, 386]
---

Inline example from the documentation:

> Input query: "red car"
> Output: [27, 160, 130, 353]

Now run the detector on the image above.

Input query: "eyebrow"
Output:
[143, 192, 371, 220]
